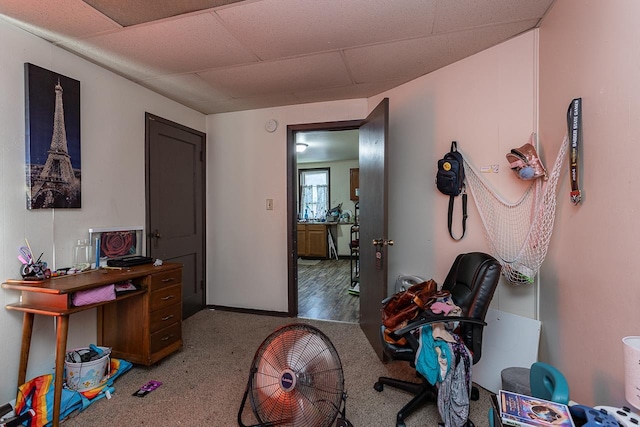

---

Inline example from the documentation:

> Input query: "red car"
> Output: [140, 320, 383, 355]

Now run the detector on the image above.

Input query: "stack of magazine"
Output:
[498, 390, 575, 427]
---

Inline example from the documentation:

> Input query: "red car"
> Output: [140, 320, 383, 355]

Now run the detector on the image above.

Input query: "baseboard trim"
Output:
[206, 305, 291, 318]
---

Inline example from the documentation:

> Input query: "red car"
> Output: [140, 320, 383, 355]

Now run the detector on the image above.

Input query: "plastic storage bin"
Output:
[65, 346, 111, 391]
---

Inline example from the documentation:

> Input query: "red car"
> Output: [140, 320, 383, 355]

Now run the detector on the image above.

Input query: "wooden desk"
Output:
[2, 263, 183, 427]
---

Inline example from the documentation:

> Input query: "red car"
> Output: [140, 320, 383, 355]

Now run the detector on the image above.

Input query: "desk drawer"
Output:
[150, 303, 181, 334]
[150, 322, 181, 354]
[149, 269, 181, 291]
[150, 283, 181, 311]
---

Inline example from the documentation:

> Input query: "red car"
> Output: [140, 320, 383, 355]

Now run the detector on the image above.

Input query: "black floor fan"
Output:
[238, 324, 353, 427]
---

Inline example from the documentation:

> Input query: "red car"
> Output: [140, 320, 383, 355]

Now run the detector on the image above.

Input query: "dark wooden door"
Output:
[358, 98, 390, 360]
[146, 113, 205, 319]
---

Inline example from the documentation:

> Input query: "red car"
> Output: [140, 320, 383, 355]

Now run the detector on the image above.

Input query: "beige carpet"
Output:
[61, 310, 493, 426]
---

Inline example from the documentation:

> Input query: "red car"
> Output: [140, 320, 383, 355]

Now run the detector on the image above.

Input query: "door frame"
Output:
[286, 119, 362, 316]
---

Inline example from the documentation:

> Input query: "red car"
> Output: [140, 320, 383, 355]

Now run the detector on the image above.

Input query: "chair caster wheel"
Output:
[373, 382, 384, 392]
[396, 420, 406, 427]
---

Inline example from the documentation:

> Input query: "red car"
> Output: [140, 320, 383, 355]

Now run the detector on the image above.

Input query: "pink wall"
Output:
[371, 31, 539, 318]
[539, 0, 640, 407]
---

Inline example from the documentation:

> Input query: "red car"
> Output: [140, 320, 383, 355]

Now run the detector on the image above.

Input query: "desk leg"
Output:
[52, 315, 69, 427]
[17, 312, 35, 387]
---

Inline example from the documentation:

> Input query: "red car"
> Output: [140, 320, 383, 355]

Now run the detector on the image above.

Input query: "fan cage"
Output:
[248, 323, 345, 427]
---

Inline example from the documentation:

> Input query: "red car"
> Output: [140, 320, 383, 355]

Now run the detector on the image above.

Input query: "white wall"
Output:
[206, 100, 367, 311]
[0, 20, 205, 404]
[538, 0, 640, 407]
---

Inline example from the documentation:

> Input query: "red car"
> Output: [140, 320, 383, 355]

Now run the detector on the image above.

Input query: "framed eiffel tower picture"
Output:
[24, 63, 81, 209]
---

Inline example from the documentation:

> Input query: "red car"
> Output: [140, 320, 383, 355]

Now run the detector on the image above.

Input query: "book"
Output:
[499, 390, 575, 427]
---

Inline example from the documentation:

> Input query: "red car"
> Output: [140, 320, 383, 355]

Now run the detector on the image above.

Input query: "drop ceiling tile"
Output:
[345, 20, 537, 83]
[216, 0, 437, 60]
[0, 0, 119, 42]
[82, 0, 244, 27]
[56, 41, 165, 81]
[188, 93, 301, 114]
[70, 12, 257, 77]
[433, 0, 553, 33]
[293, 80, 407, 104]
[138, 74, 231, 103]
[0, 0, 555, 115]
[198, 52, 352, 98]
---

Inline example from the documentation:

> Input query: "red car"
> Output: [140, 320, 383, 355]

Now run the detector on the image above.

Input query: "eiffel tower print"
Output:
[25, 64, 81, 209]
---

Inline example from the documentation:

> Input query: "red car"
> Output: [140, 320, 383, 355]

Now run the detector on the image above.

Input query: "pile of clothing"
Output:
[382, 281, 473, 427]
[414, 296, 472, 427]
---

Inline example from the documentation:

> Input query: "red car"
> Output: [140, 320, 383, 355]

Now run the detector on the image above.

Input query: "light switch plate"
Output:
[266, 199, 274, 210]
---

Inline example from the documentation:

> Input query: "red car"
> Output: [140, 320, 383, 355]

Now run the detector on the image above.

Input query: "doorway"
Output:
[287, 98, 390, 356]
[296, 130, 359, 323]
[287, 121, 361, 322]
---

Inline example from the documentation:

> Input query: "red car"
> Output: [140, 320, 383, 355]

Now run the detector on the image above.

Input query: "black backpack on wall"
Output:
[436, 141, 467, 240]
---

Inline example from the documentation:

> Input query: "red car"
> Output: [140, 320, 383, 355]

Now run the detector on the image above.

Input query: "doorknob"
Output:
[151, 229, 162, 249]
[372, 238, 394, 246]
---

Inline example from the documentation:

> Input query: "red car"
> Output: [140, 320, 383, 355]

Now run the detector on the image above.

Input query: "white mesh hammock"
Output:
[462, 135, 569, 285]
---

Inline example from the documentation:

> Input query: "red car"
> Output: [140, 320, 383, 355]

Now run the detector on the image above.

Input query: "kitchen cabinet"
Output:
[350, 168, 359, 201]
[297, 223, 336, 258]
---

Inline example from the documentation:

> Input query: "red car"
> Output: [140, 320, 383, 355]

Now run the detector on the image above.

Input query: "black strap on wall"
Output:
[448, 188, 467, 241]
[567, 98, 582, 205]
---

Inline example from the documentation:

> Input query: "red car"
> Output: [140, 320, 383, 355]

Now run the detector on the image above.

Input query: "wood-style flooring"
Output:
[297, 259, 359, 323]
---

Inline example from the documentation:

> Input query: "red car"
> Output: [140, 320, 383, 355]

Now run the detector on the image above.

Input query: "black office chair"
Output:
[374, 252, 502, 427]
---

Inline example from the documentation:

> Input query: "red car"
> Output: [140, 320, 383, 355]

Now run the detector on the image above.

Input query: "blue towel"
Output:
[415, 325, 452, 385]
[15, 358, 133, 426]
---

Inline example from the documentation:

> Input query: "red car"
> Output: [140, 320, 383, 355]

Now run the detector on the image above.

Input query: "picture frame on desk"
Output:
[89, 226, 144, 267]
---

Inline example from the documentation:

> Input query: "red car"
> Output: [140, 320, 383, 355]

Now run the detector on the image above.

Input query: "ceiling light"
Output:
[296, 143, 308, 153]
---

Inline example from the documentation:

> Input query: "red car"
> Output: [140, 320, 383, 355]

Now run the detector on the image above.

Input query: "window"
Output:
[299, 168, 330, 220]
